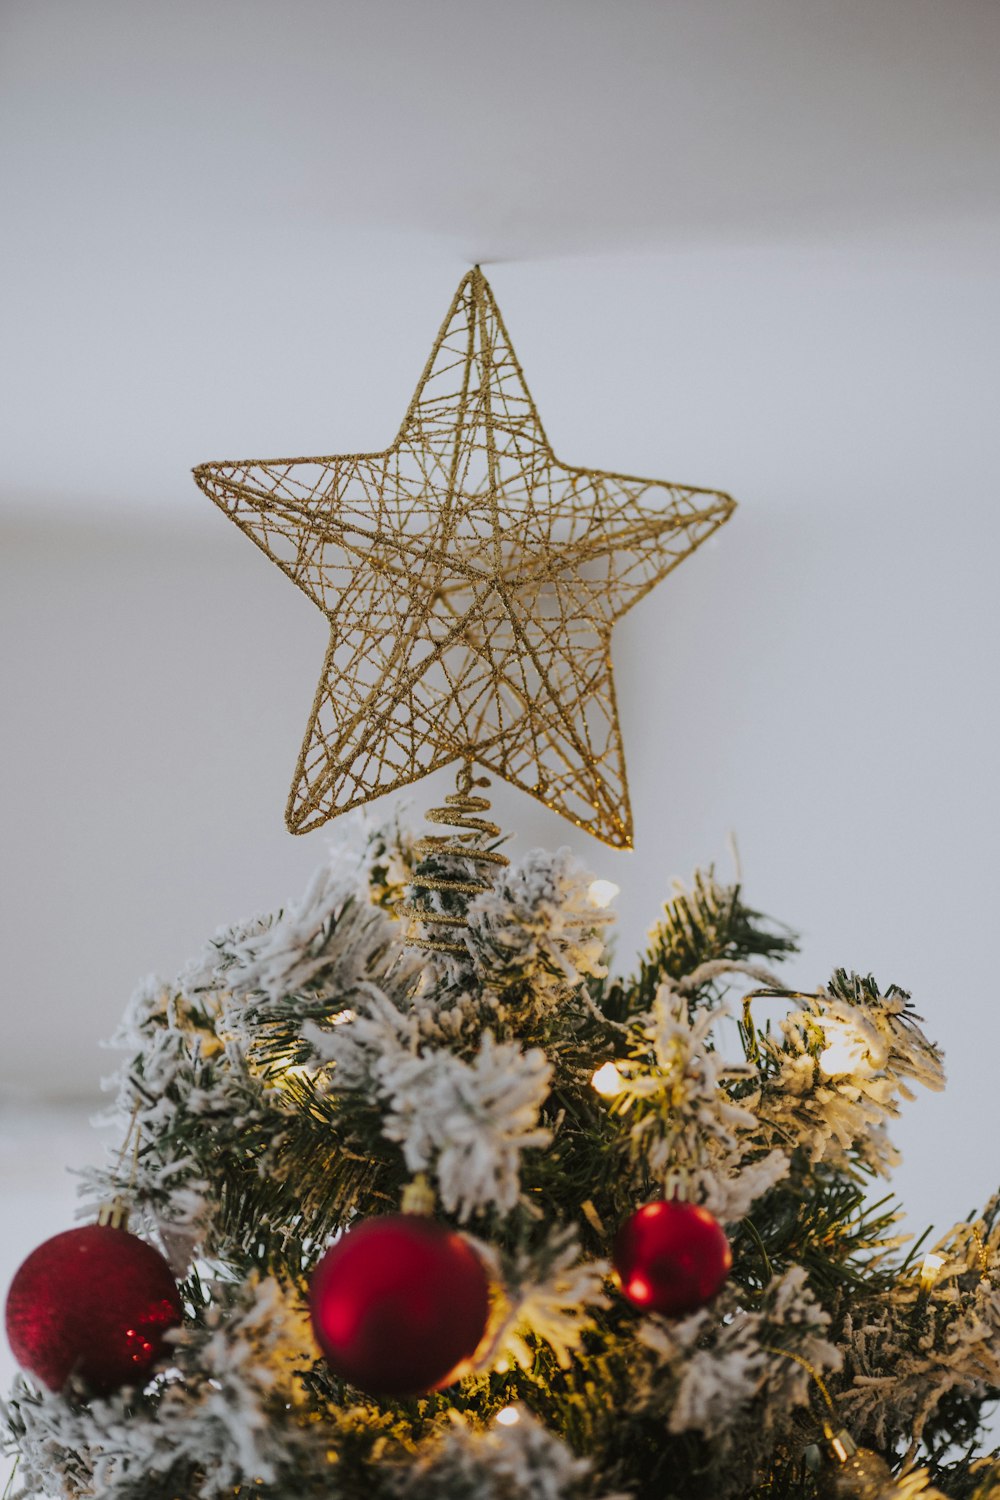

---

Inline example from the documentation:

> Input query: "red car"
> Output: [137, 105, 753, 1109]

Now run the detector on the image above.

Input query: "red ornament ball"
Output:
[5, 1225, 182, 1394]
[613, 1200, 732, 1315]
[309, 1213, 490, 1397]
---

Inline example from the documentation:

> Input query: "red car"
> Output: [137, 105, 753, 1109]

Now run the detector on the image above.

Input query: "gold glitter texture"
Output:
[193, 268, 735, 848]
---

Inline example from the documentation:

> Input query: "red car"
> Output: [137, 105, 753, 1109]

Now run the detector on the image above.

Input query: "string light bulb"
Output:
[591, 1061, 627, 1097]
[919, 1253, 945, 1289]
[495, 1406, 520, 1427]
[818, 1023, 870, 1079]
[587, 879, 620, 909]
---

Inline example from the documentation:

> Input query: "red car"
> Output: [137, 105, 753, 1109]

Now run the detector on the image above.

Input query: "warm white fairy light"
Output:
[587, 879, 620, 909]
[495, 1406, 520, 1427]
[270, 1052, 312, 1086]
[591, 1061, 627, 1097]
[277, 1011, 352, 1081]
[920, 1252, 945, 1288]
[273, 1017, 348, 1082]
[817, 1022, 870, 1079]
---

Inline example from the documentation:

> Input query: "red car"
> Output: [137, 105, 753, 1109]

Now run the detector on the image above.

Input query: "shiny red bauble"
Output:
[309, 1213, 490, 1397]
[613, 1200, 731, 1315]
[5, 1224, 183, 1394]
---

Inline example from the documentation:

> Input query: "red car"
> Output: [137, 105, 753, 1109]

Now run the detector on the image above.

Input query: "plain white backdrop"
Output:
[1, 0, 999, 1430]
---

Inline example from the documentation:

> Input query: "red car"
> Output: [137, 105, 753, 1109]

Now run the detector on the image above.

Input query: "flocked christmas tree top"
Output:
[3, 269, 998, 1500]
[4, 829, 999, 1499]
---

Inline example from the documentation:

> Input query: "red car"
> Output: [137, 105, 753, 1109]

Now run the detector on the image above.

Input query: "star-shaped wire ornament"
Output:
[193, 267, 735, 849]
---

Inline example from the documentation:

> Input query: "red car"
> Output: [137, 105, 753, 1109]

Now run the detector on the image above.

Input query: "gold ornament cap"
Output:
[401, 1174, 436, 1216]
[823, 1431, 895, 1500]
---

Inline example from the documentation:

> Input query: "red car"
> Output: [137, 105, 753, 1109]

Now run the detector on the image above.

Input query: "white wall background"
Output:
[1, 0, 999, 1426]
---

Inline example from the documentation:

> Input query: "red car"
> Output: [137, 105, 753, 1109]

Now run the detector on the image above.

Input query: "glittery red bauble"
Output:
[5, 1225, 183, 1394]
[613, 1200, 731, 1315]
[309, 1214, 490, 1396]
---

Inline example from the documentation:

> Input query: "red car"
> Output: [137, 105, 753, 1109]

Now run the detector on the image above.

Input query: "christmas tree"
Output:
[4, 270, 998, 1500]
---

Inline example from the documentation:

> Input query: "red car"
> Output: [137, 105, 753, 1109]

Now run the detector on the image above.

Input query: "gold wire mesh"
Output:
[193, 266, 735, 848]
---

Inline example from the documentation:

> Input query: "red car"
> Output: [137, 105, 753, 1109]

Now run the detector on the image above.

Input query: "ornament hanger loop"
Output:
[97, 1098, 142, 1230]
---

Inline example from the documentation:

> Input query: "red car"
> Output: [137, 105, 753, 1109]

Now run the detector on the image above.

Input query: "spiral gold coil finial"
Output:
[397, 760, 510, 955]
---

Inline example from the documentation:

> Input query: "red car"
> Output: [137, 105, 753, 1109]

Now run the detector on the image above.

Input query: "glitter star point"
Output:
[194, 267, 735, 848]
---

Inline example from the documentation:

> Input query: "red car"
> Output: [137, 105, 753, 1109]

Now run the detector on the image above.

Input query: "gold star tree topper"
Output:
[194, 268, 734, 849]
